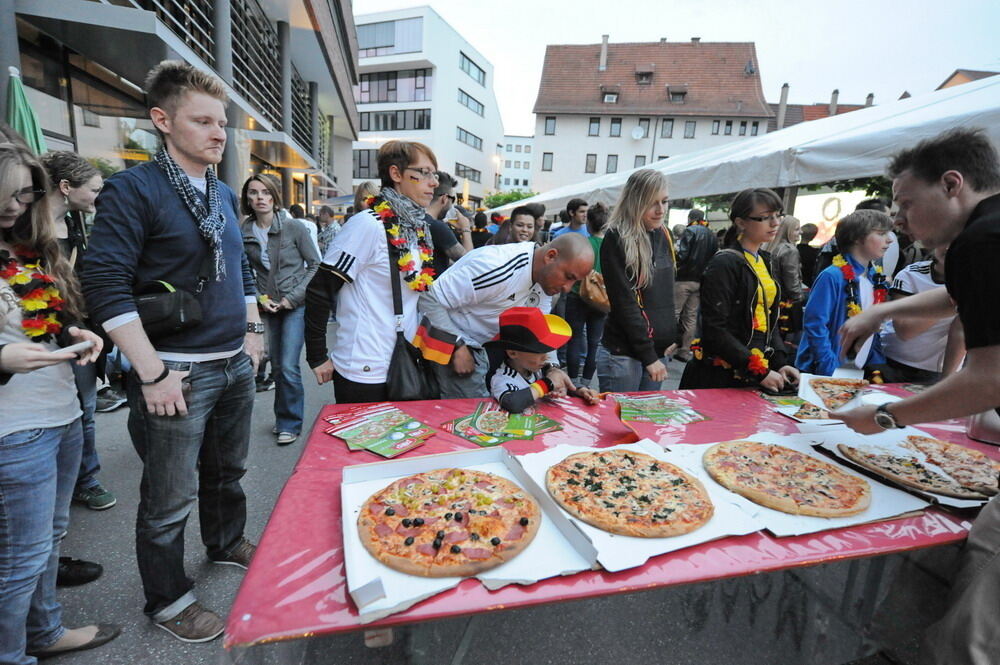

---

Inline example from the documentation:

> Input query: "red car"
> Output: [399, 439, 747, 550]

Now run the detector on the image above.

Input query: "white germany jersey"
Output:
[323, 209, 422, 383]
[430, 242, 552, 347]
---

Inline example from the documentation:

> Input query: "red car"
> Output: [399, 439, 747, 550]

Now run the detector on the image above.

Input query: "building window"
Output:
[603, 92, 618, 103]
[514, 161, 521, 169]
[544, 116, 556, 135]
[504, 177, 510, 185]
[610, 117, 622, 137]
[359, 109, 432, 131]
[585, 154, 597, 173]
[504, 160, 511, 168]
[634, 155, 646, 168]
[636, 71, 652, 85]
[588, 117, 600, 136]
[684, 121, 696, 138]
[353, 149, 378, 178]
[455, 162, 481, 183]
[513, 179, 519, 186]
[542, 152, 553, 171]
[724, 120, 733, 135]
[739, 121, 747, 136]
[657, 155, 668, 161]
[712, 120, 720, 135]
[660, 118, 673, 138]
[638, 118, 650, 138]
[506, 144, 512, 152]
[458, 89, 484, 116]
[515, 144, 522, 152]
[524, 145, 531, 153]
[456, 126, 483, 150]
[523, 161, 530, 169]
[358, 69, 432, 104]
[523, 179, 529, 187]
[670, 91, 686, 103]
[751, 121, 759, 136]
[606, 154, 618, 173]
[357, 17, 423, 58]
[82, 108, 100, 127]
[459, 52, 486, 86]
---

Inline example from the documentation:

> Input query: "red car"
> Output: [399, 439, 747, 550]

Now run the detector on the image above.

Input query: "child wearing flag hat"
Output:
[484, 307, 600, 413]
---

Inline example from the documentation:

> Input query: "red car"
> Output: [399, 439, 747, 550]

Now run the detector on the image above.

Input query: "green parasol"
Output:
[6, 67, 47, 155]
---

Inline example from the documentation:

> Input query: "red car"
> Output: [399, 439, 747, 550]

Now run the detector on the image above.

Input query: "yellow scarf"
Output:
[743, 250, 776, 332]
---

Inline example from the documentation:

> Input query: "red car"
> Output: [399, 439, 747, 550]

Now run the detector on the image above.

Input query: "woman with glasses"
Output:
[0, 141, 120, 661]
[596, 169, 677, 392]
[240, 173, 319, 445]
[305, 140, 439, 404]
[796, 209, 894, 378]
[680, 188, 799, 391]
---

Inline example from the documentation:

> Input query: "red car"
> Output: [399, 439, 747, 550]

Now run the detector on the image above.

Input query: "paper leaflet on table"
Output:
[608, 393, 709, 426]
[442, 401, 562, 447]
[324, 404, 435, 458]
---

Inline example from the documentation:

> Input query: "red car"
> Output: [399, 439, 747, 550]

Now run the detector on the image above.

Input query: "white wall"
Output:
[499, 135, 534, 192]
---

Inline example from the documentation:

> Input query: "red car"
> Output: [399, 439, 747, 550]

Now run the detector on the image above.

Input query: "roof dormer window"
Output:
[603, 92, 619, 103]
[635, 64, 654, 85]
[600, 84, 621, 104]
[667, 84, 688, 103]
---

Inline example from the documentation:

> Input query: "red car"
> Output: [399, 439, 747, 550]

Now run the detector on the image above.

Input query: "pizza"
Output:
[901, 435, 999, 496]
[358, 469, 541, 577]
[809, 378, 868, 410]
[703, 440, 871, 517]
[793, 403, 831, 420]
[545, 450, 714, 537]
[837, 444, 988, 500]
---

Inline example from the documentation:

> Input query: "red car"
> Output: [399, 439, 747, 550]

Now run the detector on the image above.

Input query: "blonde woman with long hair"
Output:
[596, 169, 677, 391]
[762, 214, 804, 345]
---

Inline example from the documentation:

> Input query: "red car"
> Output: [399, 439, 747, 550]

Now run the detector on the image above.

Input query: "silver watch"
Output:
[247, 322, 265, 334]
[874, 403, 903, 430]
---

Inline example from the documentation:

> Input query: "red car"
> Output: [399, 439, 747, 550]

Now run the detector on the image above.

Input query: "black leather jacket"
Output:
[675, 224, 718, 282]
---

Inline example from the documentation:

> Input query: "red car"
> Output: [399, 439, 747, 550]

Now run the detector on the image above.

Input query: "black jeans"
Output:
[333, 371, 389, 404]
[126, 353, 254, 619]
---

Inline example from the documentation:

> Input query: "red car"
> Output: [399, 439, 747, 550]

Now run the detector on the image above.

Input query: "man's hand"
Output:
[838, 308, 885, 359]
[0, 343, 76, 373]
[65, 326, 104, 364]
[759, 370, 786, 392]
[451, 346, 475, 376]
[141, 369, 189, 417]
[244, 332, 264, 373]
[830, 404, 883, 434]
[575, 386, 601, 405]
[778, 365, 800, 386]
[312, 359, 334, 385]
[278, 297, 294, 310]
[545, 367, 575, 397]
[645, 359, 667, 383]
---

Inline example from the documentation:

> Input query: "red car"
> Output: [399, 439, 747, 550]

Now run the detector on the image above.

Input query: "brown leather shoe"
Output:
[211, 537, 256, 570]
[27, 624, 121, 658]
[154, 603, 224, 643]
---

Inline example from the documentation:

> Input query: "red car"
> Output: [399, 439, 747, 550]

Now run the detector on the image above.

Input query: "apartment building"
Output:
[351, 6, 504, 206]
[499, 135, 534, 192]
[532, 36, 773, 193]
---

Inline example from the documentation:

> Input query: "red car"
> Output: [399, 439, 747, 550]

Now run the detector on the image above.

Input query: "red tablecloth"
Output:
[224, 387, 992, 648]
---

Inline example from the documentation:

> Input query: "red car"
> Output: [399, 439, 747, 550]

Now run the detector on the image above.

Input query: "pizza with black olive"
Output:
[838, 444, 990, 500]
[358, 469, 541, 577]
[545, 450, 714, 537]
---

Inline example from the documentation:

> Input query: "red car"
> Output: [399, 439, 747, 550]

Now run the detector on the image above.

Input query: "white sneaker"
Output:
[276, 432, 298, 446]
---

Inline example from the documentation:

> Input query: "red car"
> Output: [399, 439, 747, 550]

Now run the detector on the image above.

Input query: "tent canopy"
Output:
[492, 75, 1000, 215]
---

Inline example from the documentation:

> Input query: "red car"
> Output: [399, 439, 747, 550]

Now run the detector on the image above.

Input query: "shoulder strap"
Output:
[659, 225, 677, 268]
[385, 230, 405, 331]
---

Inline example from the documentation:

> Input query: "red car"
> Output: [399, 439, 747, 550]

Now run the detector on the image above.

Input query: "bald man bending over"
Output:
[417, 234, 594, 398]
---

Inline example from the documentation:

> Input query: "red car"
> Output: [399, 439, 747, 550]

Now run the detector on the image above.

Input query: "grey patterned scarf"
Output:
[380, 185, 432, 249]
[154, 148, 227, 281]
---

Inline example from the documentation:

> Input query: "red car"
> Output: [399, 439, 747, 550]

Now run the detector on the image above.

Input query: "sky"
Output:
[352, 0, 1000, 137]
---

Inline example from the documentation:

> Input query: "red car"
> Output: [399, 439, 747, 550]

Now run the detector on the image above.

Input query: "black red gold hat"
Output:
[484, 307, 572, 354]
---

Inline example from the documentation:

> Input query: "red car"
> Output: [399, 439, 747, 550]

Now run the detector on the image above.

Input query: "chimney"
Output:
[599, 34, 609, 72]
[829, 89, 839, 116]
[691, 37, 701, 44]
[659, 37, 667, 43]
[776, 82, 789, 130]
[865, 92, 874, 107]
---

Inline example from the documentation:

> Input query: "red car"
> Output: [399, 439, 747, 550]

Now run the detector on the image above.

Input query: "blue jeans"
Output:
[71, 360, 101, 491]
[264, 307, 306, 434]
[564, 292, 607, 382]
[596, 345, 666, 393]
[0, 420, 83, 664]
[126, 353, 254, 620]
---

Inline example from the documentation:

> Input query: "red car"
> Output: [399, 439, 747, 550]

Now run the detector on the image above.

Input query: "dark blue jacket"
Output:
[81, 161, 255, 355]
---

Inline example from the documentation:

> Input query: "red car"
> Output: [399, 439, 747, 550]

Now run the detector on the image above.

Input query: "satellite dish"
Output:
[630, 126, 645, 140]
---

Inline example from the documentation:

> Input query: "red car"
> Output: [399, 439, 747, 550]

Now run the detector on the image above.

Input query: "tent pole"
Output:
[783, 186, 798, 215]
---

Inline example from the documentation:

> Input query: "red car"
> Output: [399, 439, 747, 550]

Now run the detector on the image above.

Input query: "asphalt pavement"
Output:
[52, 340, 949, 665]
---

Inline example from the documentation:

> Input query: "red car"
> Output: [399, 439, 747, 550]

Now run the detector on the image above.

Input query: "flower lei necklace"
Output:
[831, 254, 888, 318]
[0, 245, 65, 342]
[366, 195, 435, 291]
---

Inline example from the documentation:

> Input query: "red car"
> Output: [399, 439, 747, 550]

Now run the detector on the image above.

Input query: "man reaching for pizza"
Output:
[833, 128, 1000, 665]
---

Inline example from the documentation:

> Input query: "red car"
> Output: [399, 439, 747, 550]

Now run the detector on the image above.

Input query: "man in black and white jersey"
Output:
[418, 233, 594, 398]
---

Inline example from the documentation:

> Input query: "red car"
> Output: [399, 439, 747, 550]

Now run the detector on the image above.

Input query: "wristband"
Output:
[139, 365, 170, 386]
[529, 377, 554, 399]
[247, 321, 265, 334]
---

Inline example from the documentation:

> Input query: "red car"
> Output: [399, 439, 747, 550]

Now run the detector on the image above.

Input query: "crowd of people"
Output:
[0, 55, 998, 665]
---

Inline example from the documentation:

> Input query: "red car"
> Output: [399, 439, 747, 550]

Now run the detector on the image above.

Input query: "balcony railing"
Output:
[290, 65, 313, 152]
[136, 0, 215, 67]
[230, 0, 282, 128]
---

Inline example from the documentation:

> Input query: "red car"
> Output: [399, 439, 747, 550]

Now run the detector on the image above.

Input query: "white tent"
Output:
[492, 75, 1000, 215]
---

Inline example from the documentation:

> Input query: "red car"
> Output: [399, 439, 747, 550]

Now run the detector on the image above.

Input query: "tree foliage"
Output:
[483, 189, 537, 210]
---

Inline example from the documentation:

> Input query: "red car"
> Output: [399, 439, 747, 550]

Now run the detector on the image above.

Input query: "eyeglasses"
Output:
[745, 212, 784, 223]
[404, 167, 439, 182]
[9, 187, 46, 204]
[446, 194, 457, 202]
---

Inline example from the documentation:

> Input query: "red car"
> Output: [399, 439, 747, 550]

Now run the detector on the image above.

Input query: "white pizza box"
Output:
[514, 441, 764, 573]
[811, 426, 993, 510]
[779, 391, 904, 428]
[696, 432, 930, 537]
[798, 372, 870, 412]
[341, 446, 593, 624]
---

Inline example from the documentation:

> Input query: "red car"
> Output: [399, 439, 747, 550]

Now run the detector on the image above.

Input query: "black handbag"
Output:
[384, 238, 439, 401]
[133, 254, 211, 340]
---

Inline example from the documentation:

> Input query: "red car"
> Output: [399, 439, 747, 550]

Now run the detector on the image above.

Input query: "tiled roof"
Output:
[533, 41, 773, 118]
[936, 69, 999, 89]
[766, 103, 866, 132]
